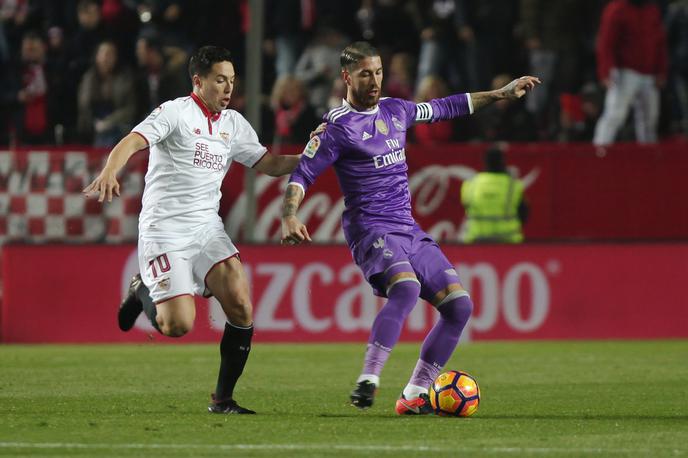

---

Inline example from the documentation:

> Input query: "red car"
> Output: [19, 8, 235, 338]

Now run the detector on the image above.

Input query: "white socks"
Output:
[356, 374, 380, 386]
[402, 383, 428, 399]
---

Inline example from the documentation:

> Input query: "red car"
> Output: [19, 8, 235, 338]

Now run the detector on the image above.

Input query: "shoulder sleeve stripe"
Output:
[327, 106, 348, 122]
[415, 102, 433, 122]
[330, 108, 351, 123]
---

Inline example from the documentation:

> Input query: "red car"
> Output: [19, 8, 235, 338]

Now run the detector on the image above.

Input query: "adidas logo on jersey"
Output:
[362, 131, 372, 141]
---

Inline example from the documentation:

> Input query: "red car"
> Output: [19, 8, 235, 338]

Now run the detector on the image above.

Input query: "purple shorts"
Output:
[350, 224, 462, 301]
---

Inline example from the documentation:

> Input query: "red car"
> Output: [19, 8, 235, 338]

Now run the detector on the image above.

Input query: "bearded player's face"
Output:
[344, 56, 383, 110]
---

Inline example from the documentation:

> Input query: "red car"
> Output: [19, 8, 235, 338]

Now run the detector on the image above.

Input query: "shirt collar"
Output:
[342, 98, 379, 115]
[191, 92, 222, 122]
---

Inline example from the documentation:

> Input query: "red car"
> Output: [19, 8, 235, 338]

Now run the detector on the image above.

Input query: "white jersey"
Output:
[133, 93, 266, 249]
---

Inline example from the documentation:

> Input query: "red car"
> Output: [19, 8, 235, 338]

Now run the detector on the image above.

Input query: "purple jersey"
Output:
[289, 94, 473, 245]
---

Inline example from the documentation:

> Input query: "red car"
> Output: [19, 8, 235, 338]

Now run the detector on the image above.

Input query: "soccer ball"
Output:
[429, 370, 480, 417]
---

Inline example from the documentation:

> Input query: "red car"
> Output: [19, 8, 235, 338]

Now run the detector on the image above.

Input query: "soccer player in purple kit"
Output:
[281, 42, 539, 415]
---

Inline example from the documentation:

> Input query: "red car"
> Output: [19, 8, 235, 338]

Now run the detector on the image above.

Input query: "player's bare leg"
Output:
[155, 295, 196, 337]
[205, 256, 256, 414]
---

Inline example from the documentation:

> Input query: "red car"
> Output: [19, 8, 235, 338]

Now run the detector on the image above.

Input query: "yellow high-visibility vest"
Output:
[461, 172, 524, 243]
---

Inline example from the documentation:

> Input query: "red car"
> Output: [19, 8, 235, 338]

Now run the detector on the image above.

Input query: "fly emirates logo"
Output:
[373, 138, 405, 169]
[193, 142, 224, 171]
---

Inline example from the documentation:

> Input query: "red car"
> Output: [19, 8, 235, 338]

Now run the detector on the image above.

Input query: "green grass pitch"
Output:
[1, 340, 687, 457]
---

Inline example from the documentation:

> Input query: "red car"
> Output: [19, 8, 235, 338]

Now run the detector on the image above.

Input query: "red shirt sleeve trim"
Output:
[251, 149, 270, 169]
[132, 131, 150, 146]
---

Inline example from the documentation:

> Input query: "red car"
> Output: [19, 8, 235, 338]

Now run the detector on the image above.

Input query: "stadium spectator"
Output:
[83, 45, 302, 415]
[593, 0, 668, 146]
[460, 146, 528, 243]
[326, 77, 346, 111]
[269, 75, 319, 145]
[134, 34, 189, 120]
[45, 26, 71, 144]
[133, 0, 190, 50]
[281, 41, 539, 415]
[63, 0, 108, 142]
[455, 0, 519, 91]
[519, 0, 588, 139]
[384, 52, 415, 100]
[412, 0, 469, 91]
[472, 73, 536, 142]
[355, 0, 419, 57]
[666, 0, 688, 136]
[294, 25, 348, 116]
[225, 75, 275, 143]
[4, 30, 50, 145]
[77, 40, 136, 147]
[559, 82, 603, 142]
[264, 0, 316, 77]
[412, 75, 454, 144]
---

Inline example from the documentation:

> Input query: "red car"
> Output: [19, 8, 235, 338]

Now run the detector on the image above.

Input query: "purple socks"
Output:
[360, 280, 421, 380]
[409, 294, 473, 389]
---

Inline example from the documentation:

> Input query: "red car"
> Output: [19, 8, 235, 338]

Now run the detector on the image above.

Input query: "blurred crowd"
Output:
[1, 0, 687, 148]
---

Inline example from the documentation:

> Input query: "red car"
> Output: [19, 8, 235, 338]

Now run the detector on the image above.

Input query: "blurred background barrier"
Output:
[3, 243, 686, 343]
[2, 142, 688, 246]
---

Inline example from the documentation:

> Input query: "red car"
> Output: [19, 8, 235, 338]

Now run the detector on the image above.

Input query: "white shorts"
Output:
[137, 222, 239, 303]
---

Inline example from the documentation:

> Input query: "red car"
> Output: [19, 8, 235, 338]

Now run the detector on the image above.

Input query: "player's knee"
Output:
[388, 277, 420, 294]
[438, 293, 473, 324]
[386, 278, 421, 311]
[158, 317, 194, 337]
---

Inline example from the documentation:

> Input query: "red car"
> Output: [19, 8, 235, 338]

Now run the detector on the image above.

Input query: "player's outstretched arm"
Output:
[281, 183, 312, 245]
[82, 132, 148, 202]
[470, 76, 541, 111]
[253, 153, 302, 177]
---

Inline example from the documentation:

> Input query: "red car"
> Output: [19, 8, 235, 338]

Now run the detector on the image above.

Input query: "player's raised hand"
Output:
[502, 76, 541, 99]
[83, 168, 120, 203]
[281, 215, 312, 245]
[309, 122, 327, 138]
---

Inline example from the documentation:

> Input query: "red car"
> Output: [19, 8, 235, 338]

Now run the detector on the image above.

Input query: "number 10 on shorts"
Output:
[149, 254, 171, 279]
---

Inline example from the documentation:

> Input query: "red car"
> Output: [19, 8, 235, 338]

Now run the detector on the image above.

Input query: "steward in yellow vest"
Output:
[461, 147, 528, 243]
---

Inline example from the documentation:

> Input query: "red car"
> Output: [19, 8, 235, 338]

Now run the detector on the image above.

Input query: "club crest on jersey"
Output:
[148, 105, 163, 120]
[375, 119, 389, 135]
[392, 116, 404, 131]
[219, 131, 230, 142]
[157, 277, 170, 291]
[304, 136, 321, 158]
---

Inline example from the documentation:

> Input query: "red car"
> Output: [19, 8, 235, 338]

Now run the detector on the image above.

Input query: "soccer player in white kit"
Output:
[84, 46, 301, 414]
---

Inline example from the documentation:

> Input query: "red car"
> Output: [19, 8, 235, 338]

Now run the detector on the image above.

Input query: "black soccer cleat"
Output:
[208, 393, 256, 414]
[118, 274, 144, 332]
[350, 380, 377, 409]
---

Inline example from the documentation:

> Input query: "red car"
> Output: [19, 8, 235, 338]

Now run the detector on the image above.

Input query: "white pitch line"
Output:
[0, 442, 677, 455]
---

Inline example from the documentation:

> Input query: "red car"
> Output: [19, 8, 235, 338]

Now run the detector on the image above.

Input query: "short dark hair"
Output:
[188, 46, 233, 79]
[340, 41, 379, 71]
[485, 146, 506, 172]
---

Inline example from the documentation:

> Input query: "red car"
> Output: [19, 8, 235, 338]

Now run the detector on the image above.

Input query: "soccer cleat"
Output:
[208, 393, 256, 414]
[350, 380, 377, 409]
[394, 393, 434, 415]
[117, 274, 144, 332]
